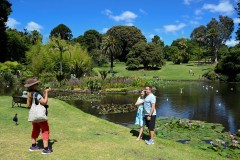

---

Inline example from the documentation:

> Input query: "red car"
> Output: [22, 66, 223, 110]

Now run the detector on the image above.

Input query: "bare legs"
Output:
[136, 127, 143, 140]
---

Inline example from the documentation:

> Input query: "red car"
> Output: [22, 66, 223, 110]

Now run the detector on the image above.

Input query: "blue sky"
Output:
[7, 0, 240, 46]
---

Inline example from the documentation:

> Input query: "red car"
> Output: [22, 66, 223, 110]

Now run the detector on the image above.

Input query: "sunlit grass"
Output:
[94, 61, 215, 80]
[0, 96, 224, 160]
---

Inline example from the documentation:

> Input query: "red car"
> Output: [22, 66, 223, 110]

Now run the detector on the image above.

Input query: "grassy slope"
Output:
[94, 61, 215, 80]
[0, 96, 225, 160]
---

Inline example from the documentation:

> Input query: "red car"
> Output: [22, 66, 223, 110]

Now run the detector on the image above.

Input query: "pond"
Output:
[67, 81, 240, 132]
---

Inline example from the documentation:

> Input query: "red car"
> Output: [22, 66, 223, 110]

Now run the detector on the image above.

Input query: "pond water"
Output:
[68, 81, 240, 132]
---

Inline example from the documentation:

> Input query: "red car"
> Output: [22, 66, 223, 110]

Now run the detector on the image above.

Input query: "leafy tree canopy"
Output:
[107, 25, 146, 62]
[0, 0, 12, 62]
[50, 24, 73, 40]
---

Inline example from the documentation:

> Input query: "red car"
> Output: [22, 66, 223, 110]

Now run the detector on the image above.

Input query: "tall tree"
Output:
[83, 29, 102, 52]
[106, 26, 146, 62]
[190, 25, 207, 64]
[50, 24, 73, 40]
[0, 0, 12, 62]
[206, 16, 234, 63]
[51, 36, 68, 74]
[151, 35, 164, 47]
[101, 35, 122, 74]
[236, 2, 240, 41]
[6, 29, 28, 62]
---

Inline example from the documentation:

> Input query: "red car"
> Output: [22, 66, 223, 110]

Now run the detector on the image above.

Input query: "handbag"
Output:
[28, 92, 48, 122]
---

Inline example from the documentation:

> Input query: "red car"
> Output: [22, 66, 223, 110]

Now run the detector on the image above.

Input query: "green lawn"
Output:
[94, 61, 215, 80]
[0, 96, 225, 160]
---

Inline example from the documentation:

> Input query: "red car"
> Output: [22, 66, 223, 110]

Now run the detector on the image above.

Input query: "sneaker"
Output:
[29, 146, 41, 151]
[42, 148, 52, 154]
[146, 139, 154, 145]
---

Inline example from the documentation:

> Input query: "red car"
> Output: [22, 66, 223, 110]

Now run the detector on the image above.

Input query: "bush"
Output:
[219, 74, 228, 82]
[203, 70, 217, 80]
[235, 73, 240, 82]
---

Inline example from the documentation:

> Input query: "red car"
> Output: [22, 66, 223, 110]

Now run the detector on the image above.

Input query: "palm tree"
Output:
[101, 35, 122, 75]
[51, 36, 68, 74]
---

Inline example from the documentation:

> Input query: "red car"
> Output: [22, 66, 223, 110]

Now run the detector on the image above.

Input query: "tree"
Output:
[50, 24, 73, 40]
[106, 26, 146, 61]
[0, 0, 12, 62]
[215, 47, 240, 82]
[6, 29, 29, 62]
[83, 29, 102, 52]
[101, 35, 122, 74]
[163, 45, 179, 61]
[51, 36, 69, 74]
[126, 41, 165, 69]
[171, 38, 190, 63]
[235, 2, 240, 41]
[206, 16, 234, 63]
[190, 25, 207, 64]
[152, 35, 164, 47]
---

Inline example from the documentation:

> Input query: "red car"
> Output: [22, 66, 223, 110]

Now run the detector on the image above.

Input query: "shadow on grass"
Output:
[37, 139, 57, 150]
[130, 129, 149, 140]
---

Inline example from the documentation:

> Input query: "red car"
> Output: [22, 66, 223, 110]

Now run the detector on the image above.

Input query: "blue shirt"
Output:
[144, 93, 156, 115]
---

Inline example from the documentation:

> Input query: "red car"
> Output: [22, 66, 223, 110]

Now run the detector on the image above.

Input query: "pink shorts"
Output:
[31, 121, 49, 140]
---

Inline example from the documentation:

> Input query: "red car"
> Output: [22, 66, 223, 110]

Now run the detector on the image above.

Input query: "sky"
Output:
[6, 0, 240, 46]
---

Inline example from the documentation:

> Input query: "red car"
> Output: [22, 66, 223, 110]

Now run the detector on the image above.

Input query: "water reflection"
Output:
[70, 81, 240, 132]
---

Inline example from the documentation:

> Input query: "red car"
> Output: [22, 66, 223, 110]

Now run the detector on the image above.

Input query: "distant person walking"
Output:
[24, 77, 52, 154]
[144, 85, 156, 145]
[134, 90, 146, 141]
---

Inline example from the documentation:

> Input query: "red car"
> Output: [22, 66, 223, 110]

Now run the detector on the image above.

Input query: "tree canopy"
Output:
[50, 24, 73, 40]
[106, 26, 146, 62]
[0, 0, 12, 62]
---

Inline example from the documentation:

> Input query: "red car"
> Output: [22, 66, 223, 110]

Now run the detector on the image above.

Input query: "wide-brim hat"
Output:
[24, 77, 40, 87]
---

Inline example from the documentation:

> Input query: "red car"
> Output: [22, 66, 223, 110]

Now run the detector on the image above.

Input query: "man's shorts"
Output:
[145, 115, 156, 131]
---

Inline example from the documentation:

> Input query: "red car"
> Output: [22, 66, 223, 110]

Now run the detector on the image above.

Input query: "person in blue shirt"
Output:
[134, 90, 146, 141]
[144, 85, 156, 145]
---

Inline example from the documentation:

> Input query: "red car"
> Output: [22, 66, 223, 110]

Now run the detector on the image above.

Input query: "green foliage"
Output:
[163, 45, 179, 61]
[126, 41, 165, 69]
[101, 35, 122, 73]
[219, 74, 228, 82]
[6, 29, 30, 62]
[215, 47, 240, 82]
[26, 38, 92, 78]
[83, 29, 102, 52]
[106, 25, 146, 61]
[99, 70, 108, 80]
[0, 0, 12, 62]
[0, 71, 16, 89]
[87, 79, 102, 92]
[50, 23, 73, 40]
[202, 70, 217, 80]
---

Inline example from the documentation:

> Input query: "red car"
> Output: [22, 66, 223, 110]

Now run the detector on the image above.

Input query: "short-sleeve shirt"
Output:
[144, 93, 156, 115]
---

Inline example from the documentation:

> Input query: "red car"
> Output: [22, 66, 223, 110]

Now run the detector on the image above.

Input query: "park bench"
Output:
[12, 96, 27, 108]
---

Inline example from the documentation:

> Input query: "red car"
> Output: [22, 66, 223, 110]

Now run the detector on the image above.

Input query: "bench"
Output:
[12, 96, 27, 108]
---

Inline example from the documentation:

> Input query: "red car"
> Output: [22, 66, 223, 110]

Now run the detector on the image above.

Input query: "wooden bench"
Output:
[12, 96, 27, 108]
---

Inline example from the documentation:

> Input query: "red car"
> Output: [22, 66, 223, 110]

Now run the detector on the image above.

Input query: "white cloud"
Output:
[125, 22, 134, 26]
[202, 1, 234, 15]
[234, 18, 240, 24]
[6, 18, 20, 28]
[163, 23, 186, 33]
[195, 9, 202, 15]
[183, 0, 192, 5]
[225, 39, 239, 46]
[103, 9, 137, 23]
[139, 9, 147, 15]
[101, 28, 109, 33]
[190, 20, 199, 26]
[25, 21, 43, 32]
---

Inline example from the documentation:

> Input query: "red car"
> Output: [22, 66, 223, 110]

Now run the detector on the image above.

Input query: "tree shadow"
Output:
[130, 129, 149, 140]
[37, 139, 57, 150]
